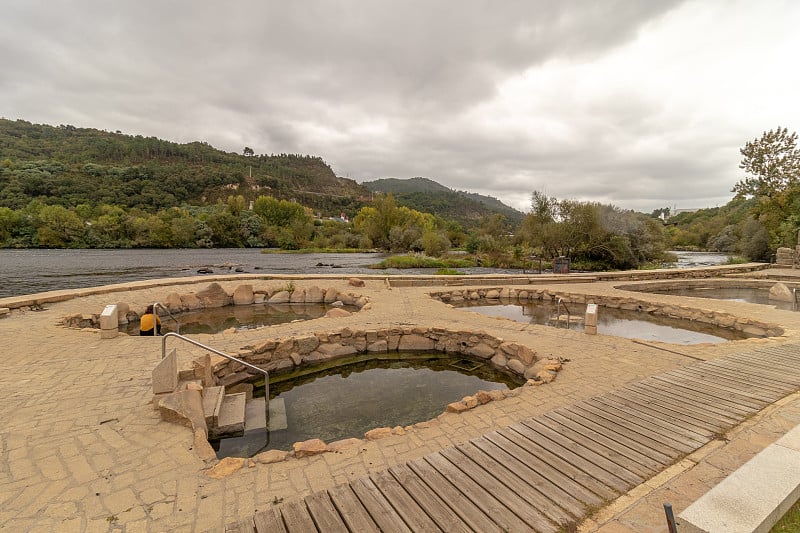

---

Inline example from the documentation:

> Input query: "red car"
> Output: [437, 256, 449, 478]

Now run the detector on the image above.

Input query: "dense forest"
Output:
[1, 118, 797, 270]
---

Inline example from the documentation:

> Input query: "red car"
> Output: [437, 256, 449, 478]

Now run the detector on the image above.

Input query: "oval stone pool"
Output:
[213, 352, 523, 458]
[628, 286, 797, 312]
[457, 300, 750, 344]
[125, 302, 358, 335]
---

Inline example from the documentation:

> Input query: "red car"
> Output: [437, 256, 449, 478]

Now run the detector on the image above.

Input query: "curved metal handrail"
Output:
[556, 297, 572, 328]
[152, 302, 180, 335]
[160, 332, 270, 429]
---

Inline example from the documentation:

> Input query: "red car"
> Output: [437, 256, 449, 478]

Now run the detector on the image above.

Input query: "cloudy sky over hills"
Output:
[2, 0, 799, 212]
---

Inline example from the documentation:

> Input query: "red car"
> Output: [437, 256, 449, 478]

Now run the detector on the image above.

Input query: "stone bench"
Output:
[678, 424, 800, 532]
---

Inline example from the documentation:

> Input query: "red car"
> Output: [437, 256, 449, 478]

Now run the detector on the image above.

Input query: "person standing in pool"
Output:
[139, 305, 162, 336]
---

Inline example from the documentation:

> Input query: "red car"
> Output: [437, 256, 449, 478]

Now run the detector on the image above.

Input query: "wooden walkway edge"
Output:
[216, 344, 800, 532]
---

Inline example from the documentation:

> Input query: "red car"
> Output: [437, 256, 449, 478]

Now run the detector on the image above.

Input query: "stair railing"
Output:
[152, 302, 180, 335]
[794, 288, 800, 311]
[161, 332, 270, 428]
[555, 297, 572, 328]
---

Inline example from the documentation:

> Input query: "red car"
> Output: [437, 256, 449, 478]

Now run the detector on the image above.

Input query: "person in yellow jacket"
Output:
[139, 305, 162, 336]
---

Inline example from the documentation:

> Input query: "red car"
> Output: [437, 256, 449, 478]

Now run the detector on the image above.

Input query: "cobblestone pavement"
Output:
[2, 269, 800, 531]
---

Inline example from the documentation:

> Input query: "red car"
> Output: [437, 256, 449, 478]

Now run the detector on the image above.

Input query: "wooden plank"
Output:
[350, 477, 414, 533]
[656, 370, 767, 407]
[643, 376, 755, 416]
[470, 435, 588, 518]
[515, 420, 640, 490]
[327, 485, 381, 533]
[434, 447, 558, 533]
[627, 381, 742, 424]
[493, 426, 617, 501]
[537, 412, 662, 479]
[553, 406, 675, 465]
[666, 368, 776, 403]
[457, 440, 577, 526]
[280, 500, 317, 533]
[650, 375, 763, 416]
[703, 359, 800, 388]
[388, 464, 473, 533]
[608, 388, 723, 435]
[521, 418, 645, 485]
[369, 470, 441, 532]
[689, 362, 793, 392]
[407, 457, 504, 533]
[582, 399, 701, 452]
[225, 519, 255, 533]
[422, 453, 533, 532]
[253, 507, 287, 533]
[592, 394, 714, 445]
[617, 385, 733, 430]
[304, 491, 348, 533]
[567, 402, 688, 456]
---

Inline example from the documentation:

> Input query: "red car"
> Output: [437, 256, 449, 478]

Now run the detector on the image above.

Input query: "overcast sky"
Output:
[2, 1, 799, 213]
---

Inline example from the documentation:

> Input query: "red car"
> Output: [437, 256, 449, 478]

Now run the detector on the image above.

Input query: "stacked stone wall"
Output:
[430, 287, 783, 338]
[211, 326, 556, 385]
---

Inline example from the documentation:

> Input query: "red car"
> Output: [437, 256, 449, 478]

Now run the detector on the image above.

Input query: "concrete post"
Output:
[585, 303, 598, 335]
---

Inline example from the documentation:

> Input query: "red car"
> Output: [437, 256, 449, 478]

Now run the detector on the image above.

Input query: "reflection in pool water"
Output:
[457, 300, 750, 344]
[634, 287, 797, 312]
[214, 352, 522, 457]
[125, 302, 358, 335]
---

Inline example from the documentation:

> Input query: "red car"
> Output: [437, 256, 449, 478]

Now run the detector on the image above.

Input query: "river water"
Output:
[0, 249, 730, 299]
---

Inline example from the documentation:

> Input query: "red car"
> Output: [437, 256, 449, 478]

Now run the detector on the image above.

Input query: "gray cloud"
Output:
[2, 0, 796, 214]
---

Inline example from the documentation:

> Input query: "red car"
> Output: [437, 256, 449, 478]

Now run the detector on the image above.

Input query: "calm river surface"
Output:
[0, 249, 730, 299]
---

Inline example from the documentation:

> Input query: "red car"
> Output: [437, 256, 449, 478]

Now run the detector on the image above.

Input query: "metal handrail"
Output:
[160, 332, 270, 430]
[556, 297, 572, 328]
[153, 302, 180, 335]
[794, 288, 799, 311]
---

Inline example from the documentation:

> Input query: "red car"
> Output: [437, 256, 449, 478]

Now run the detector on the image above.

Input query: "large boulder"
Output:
[268, 291, 291, 304]
[769, 282, 795, 302]
[306, 286, 324, 303]
[232, 284, 254, 305]
[196, 283, 230, 308]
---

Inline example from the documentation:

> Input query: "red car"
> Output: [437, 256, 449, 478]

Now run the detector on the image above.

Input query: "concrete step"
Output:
[202, 386, 224, 428]
[210, 392, 246, 438]
[268, 398, 288, 431]
[244, 398, 266, 432]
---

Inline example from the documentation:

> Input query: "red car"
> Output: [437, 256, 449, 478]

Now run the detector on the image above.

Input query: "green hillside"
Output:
[0, 118, 367, 216]
[363, 177, 524, 229]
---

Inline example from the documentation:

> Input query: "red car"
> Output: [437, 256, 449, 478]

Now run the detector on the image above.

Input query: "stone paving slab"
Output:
[1, 269, 799, 531]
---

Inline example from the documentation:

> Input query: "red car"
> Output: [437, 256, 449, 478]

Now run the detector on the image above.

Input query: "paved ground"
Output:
[2, 267, 800, 532]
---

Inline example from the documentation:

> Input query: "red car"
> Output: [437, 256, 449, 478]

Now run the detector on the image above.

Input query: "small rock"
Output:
[293, 438, 328, 458]
[536, 370, 556, 383]
[392, 426, 406, 436]
[365, 427, 393, 440]
[463, 396, 478, 409]
[446, 401, 469, 413]
[255, 450, 290, 464]
[475, 390, 493, 404]
[328, 438, 363, 451]
[206, 457, 245, 479]
[348, 278, 365, 287]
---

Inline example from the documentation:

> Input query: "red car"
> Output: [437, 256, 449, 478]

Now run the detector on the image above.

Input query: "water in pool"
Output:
[125, 302, 358, 335]
[213, 352, 522, 457]
[637, 287, 796, 311]
[457, 300, 750, 344]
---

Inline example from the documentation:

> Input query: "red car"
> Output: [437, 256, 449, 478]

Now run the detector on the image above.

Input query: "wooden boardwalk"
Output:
[219, 344, 800, 532]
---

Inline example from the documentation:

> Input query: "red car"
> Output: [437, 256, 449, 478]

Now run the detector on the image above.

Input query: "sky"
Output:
[2, 1, 799, 214]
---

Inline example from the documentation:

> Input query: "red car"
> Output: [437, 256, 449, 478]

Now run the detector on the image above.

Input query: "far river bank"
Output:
[0, 249, 730, 298]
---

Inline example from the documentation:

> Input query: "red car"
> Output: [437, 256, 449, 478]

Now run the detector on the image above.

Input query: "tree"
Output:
[732, 128, 800, 250]
[733, 127, 800, 199]
[243, 147, 255, 157]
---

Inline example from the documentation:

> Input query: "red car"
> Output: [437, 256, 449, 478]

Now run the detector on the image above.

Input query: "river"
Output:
[0, 249, 731, 299]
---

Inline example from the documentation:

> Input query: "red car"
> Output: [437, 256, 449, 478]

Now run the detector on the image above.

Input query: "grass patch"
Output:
[771, 497, 800, 532]
[436, 268, 465, 275]
[370, 255, 475, 269]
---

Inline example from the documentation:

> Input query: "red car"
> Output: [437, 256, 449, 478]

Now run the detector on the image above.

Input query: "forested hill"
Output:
[363, 177, 524, 227]
[0, 118, 368, 215]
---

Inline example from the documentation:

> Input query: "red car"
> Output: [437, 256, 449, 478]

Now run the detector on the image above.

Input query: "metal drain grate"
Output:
[448, 359, 484, 372]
